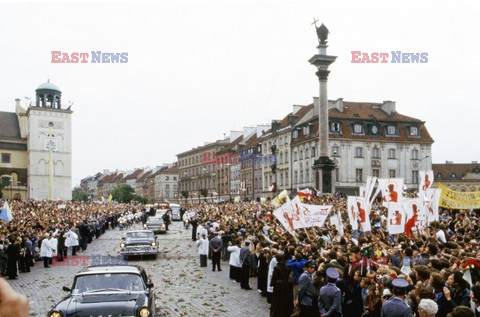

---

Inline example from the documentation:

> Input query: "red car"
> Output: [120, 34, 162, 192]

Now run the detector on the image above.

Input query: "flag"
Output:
[0, 202, 13, 222]
[108, 194, 113, 202]
[297, 188, 313, 202]
[271, 190, 288, 207]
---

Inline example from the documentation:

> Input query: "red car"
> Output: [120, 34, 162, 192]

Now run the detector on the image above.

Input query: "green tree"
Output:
[72, 187, 88, 201]
[111, 183, 135, 203]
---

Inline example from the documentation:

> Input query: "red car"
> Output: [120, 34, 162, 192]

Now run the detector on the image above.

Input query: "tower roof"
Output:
[36, 80, 61, 92]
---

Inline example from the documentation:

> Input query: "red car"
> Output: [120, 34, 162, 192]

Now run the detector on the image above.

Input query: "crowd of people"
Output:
[187, 193, 480, 317]
[0, 200, 144, 279]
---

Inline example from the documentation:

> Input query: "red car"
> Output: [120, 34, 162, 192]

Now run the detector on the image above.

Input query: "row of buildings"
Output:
[176, 99, 436, 202]
[80, 164, 179, 203]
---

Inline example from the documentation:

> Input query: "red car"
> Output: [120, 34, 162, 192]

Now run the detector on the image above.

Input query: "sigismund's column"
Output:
[309, 22, 337, 193]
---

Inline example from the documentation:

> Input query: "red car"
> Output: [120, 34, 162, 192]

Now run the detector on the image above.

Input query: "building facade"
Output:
[433, 161, 480, 192]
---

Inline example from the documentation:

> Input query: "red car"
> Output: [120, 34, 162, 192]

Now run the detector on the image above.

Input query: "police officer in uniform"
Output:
[380, 278, 412, 317]
[318, 267, 342, 317]
[298, 260, 316, 317]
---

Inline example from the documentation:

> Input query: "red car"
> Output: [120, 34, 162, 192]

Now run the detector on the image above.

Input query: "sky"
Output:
[0, 0, 479, 186]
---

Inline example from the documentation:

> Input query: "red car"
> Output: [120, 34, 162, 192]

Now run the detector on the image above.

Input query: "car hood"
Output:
[54, 293, 146, 316]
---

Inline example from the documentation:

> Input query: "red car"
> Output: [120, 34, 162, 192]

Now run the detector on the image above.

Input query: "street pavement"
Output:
[8, 221, 271, 316]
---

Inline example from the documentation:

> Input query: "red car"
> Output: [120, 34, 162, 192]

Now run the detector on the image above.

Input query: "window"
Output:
[388, 148, 396, 159]
[293, 130, 299, 139]
[1, 153, 10, 163]
[355, 147, 363, 158]
[412, 171, 419, 184]
[451, 173, 457, 178]
[412, 149, 419, 160]
[1, 177, 11, 186]
[330, 122, 341, 133]
[284, 151, 288, 163]
[389, 170, 396, 178]
[372, 147, 380, 158]
[372, 169, 380, 178]
[279, 152, 283, 164]
[353, 124, 363, 134]
[294, 171, 298, 184]
[387, 126, 396, 135]
[306, 168, 310, 182]
[371, 125, 379, 134]
[303, 126, 310, 135]
[166, 176, 169, 181]
[410, 127, 419, 136]
[173, 177, 177, 181]
[311, 147, 315, 157]
[300, 170, 303, 183]
[332, 146, 339, 156]
[305, 147, 309, 159]
[280, 173, 284, 186]
[294, 151, 297, 161]
[284, 172, 289, 186]
[356, 169, 363, 182]
[166, 184, 170, 189]
[299, 150, 303, 160]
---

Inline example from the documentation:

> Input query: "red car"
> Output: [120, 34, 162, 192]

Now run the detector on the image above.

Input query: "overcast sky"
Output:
[1, 0, 479, 186]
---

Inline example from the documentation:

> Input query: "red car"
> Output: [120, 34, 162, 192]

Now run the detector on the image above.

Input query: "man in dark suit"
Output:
[209, 233, 222, 272]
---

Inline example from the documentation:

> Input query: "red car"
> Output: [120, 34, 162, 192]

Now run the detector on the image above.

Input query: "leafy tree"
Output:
[111, 183, 135, 203]
[72, 187, 88, 201]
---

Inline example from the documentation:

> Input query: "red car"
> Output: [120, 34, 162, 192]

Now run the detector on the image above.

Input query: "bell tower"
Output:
[27, 80, 72, 200]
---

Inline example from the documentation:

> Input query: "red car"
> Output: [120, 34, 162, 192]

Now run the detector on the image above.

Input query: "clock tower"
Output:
[27, 80, 72, 200]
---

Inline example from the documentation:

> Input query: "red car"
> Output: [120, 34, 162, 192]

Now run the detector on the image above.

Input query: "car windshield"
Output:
[126, 232, 153, 239]
[147, 218, 163, 224]
[73, 273, 145, 293]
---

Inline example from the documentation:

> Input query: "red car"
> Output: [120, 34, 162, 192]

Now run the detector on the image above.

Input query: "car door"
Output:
[140, 269, 155, 312]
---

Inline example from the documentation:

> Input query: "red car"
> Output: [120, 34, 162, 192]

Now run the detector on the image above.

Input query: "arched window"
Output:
[388, 148, 396, 159]
[412, 149, 419, 160]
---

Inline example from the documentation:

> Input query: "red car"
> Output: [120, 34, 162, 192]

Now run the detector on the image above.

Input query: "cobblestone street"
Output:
[8, 221, 270, 316]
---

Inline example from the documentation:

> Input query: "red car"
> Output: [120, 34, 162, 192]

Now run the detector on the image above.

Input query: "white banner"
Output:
[387, 202, 406, 234]
[347, 196, 371, 232]
[418, 170, 434, 197]
[381, 178, 404, 206]
[425, 188, 441, 224]
[402, 198, 425, 237]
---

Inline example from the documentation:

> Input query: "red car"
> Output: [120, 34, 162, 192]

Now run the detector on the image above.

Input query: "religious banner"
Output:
[437, 183, 480, 209]
[425, 188, 441, 224]
[403, 198, 425, 237]
[294, 200, 332, 228]
[418, 170, 434, 197]
[329, 210, 344, 235]
[380, 178, 404, 206]
[387, 202, 406, 234]
[347, 196, 371, 232]
[273, 196, 298, 235]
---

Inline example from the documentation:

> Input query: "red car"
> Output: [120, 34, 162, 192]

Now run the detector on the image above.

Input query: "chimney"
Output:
[381, 100, 396, 116]
[256, 124, 270, 137]
[445, 160, 453, 164]
[472, 161, 478, 164]
[292, 105, 303, 115]
[230, 130, 242, 141]
[242, 126, 256, 138]
[328, 98, 344, 112]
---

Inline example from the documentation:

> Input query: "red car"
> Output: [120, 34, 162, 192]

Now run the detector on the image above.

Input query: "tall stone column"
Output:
[309, 23, 337, 194]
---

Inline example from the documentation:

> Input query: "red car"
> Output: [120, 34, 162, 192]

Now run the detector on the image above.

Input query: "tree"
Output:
[111, 184, 135, 203]
[72, 187, 88, 201]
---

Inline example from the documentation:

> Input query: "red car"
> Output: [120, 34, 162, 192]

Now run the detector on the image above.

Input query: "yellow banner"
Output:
[438, 183, 480, 209]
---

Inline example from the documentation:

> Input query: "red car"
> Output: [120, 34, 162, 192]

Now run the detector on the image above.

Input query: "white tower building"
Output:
[27, 80, 72, 200]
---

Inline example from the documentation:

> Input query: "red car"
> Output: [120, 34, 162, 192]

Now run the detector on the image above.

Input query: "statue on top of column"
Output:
[316, 23, 329, 45]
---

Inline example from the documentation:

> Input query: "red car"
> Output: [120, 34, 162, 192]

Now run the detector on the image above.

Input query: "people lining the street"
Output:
[184, 192, 480, 317]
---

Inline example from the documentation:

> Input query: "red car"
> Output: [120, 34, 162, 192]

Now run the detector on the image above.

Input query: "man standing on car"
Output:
[209, 233, 223, 272]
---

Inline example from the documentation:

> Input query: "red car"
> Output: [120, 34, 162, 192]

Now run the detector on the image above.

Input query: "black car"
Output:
[120, 230, 159, 259]
[144, 217, 167, 234]
[48, 265, 156, 317]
